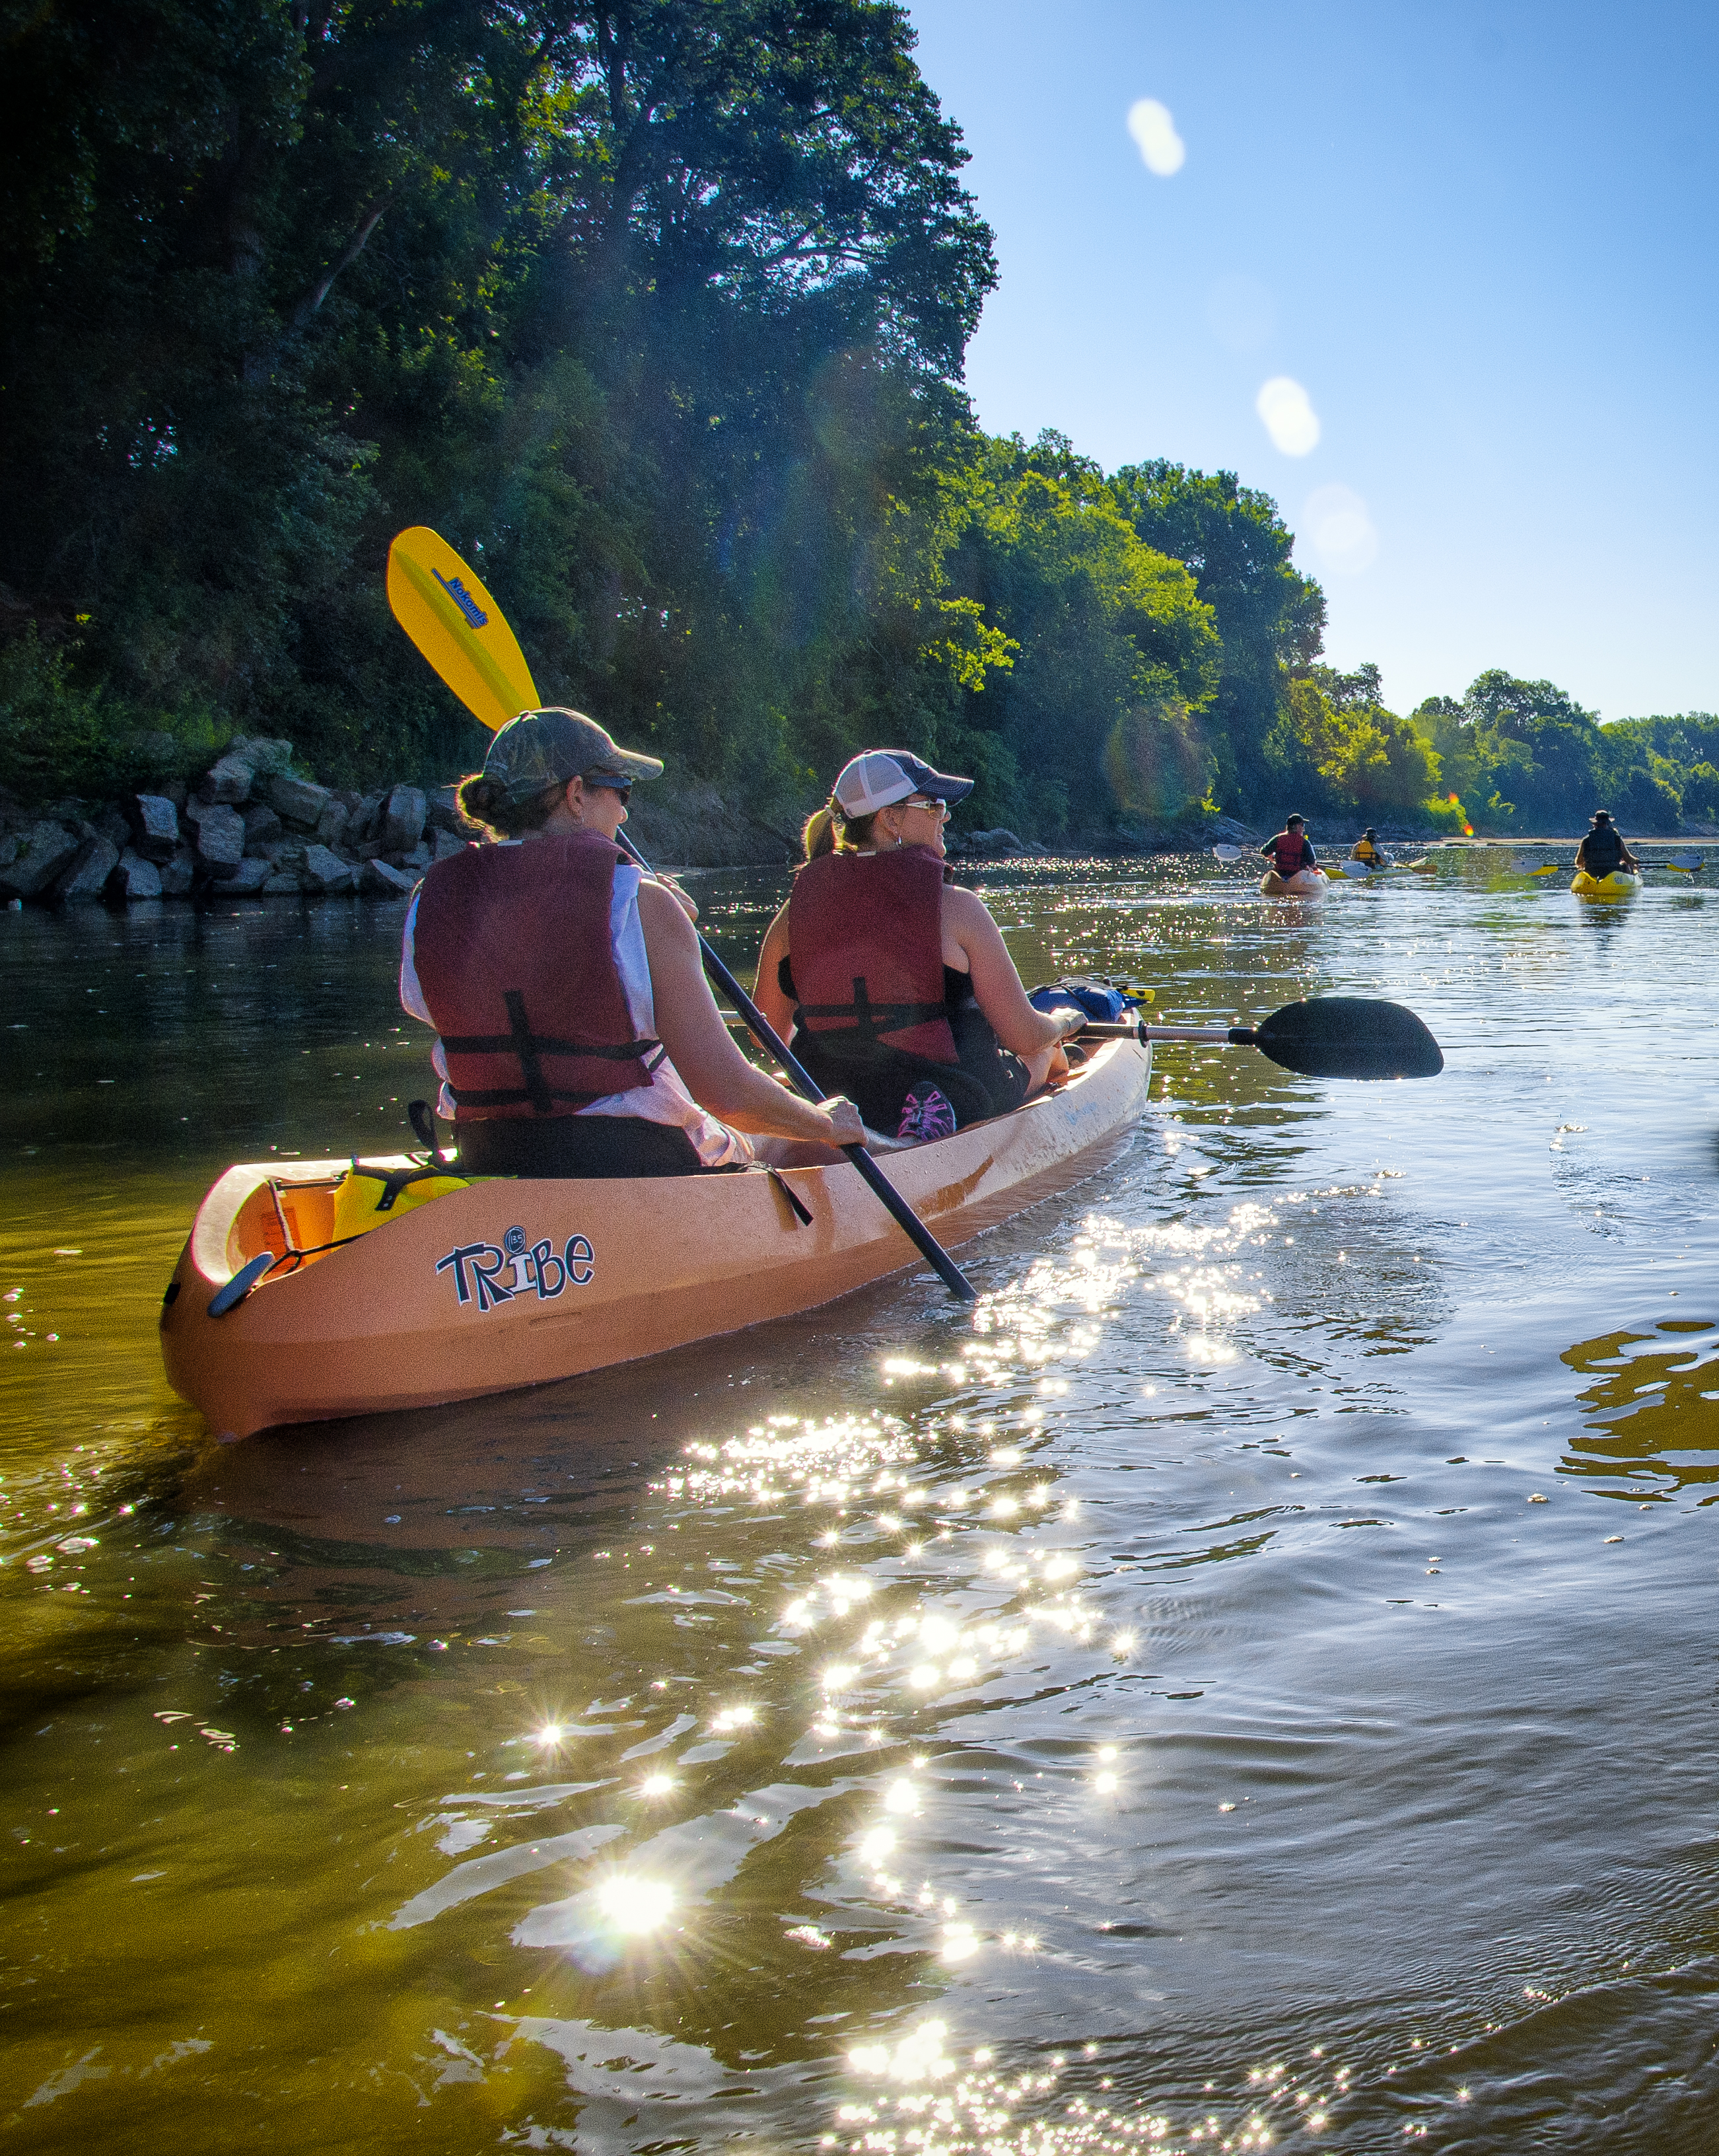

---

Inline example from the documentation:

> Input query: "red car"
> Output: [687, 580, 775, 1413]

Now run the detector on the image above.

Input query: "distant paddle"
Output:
[386, 527, 980, 1303]
[1083, 995, 1444, 1081]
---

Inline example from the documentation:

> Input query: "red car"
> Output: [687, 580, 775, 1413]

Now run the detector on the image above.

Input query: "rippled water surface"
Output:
[4, 856, 1719, 2153]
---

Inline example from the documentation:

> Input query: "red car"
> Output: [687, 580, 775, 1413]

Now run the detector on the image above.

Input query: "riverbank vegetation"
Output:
[3, 0, 1712, 844]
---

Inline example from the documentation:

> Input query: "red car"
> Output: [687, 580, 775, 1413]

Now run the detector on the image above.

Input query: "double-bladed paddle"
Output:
[1080, 995, 1444, 1080]
[386, 527, 980, 1301]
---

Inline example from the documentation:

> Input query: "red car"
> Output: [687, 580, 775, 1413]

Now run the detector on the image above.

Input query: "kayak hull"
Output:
[1571, 871, 1641, 900]
[160, 1038, 1151, 1441]
[1260, 869, 1327, 897]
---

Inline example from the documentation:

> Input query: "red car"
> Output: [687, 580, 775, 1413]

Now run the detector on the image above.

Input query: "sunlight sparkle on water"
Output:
[594, 1875, 674, 1934]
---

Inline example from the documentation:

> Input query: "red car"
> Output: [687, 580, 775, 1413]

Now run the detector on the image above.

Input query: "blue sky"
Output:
[903, 0, 1719, 723]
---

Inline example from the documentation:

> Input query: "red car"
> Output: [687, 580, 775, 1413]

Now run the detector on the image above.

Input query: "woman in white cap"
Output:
[751, 750, 1084, 1142]
[401, 707, 864, 1176]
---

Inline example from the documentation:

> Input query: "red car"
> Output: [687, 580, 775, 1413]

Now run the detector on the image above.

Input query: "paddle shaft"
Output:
[612, 830, 978, 1303]
[1081, 1021, 1254, 1045]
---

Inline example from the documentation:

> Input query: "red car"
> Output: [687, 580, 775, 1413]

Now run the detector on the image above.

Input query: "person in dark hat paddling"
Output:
[750, 750, 1085, 1144]
[1574, 810, 1638, 879]
[400, 707, 864, 1177]
[1349, 826, 1389, 867]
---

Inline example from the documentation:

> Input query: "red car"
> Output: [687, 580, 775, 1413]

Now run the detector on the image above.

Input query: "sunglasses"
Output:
[901, 795, 948, 818]
[586, 777, 631, 805]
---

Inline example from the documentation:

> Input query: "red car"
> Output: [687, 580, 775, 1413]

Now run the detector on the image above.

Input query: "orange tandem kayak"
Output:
[159, 1036, 1151, 1441]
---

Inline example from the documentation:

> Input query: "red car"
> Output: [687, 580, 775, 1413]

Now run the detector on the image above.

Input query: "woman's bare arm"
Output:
[638, 882, 862, 1144]
[942, 886, 1079, 1059]
[752, 900, 796, 1040]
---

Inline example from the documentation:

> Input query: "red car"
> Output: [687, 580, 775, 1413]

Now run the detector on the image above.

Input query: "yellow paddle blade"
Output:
[386, 526, 539, 733]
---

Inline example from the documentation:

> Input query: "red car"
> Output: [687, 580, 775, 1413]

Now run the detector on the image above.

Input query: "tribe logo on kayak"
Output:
[435, 1223, 594, 1312]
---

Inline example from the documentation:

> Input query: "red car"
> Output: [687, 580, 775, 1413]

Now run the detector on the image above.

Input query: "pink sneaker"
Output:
[897, 1084, 956, 1143]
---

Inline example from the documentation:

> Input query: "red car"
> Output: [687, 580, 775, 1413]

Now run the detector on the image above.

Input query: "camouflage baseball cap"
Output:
[481, 708, 664, 803]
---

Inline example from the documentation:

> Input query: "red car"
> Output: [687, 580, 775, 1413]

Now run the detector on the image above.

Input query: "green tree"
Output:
[1107, 461, 1325, 812]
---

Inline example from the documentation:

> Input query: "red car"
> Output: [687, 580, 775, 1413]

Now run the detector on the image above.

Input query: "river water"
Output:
[3, 855, 1718, 2153]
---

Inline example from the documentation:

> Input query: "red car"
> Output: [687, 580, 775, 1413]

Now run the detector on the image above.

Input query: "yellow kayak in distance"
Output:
[1571, 870, 1642, 900]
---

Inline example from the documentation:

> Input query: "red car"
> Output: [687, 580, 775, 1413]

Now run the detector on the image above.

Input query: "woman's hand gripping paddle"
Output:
[1081, 995, 1444, 1080]
[386, 527, 979, 1303]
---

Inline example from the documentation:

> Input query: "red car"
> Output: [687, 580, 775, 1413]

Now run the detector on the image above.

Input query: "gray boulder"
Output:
[192, 803, 246, 876]
[225, 858, 272, 894]
[314, 799, 351, 849]
[225, 735, 296, 777]
[360, 857, 418, 896]
[108, 848, 163, 900]
[965, 828, 1028, 857]
[55, 837, 120, 902]
[160, 847, 195, 896]
[267, 773, 332, 828]
[352, 791, 386, 841]
[0, 821, 85, 899]
[198, 751, 255, 805]
[381, 783, 427, 853]
[431, 826, 469, 862]
[300, 844, 355, 894]
[133, 793, 180, 862]
[242, 800, 283, 848]
[262, 872, 305, 895]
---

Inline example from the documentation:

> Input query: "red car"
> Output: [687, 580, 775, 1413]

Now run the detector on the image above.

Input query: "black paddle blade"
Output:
[1249, 997, 1444, 1081]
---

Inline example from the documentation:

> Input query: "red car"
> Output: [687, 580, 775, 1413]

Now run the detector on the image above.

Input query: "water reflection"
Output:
[1560, 1317, 1719, 1499]
[9, 857, 1719, 2147]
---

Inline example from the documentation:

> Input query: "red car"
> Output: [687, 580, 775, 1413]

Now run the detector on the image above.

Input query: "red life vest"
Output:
[411, 831, 662, 1120]
[1271, 830, 1311, 877]
[787, 847, 958, 1065]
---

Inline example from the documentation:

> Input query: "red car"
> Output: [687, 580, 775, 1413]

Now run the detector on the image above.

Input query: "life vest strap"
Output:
[794, 973, 949, 1045]
[438, 988, 664, 1116]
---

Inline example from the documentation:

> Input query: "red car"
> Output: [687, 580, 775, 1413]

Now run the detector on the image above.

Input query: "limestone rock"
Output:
[314, 799, 351, 849]
[160, 847, 195, 896]
[109, 848, 163, 900]
[267, 773, 332, 828]
[225, 858, 272, 894]
[400, 838, 432, 873]
[300, 844, 355, 894]
[431, 826, 469, 863]
[965, 828, 1028, 858]
[381, 783, 427, 853]
[262, 872, 305, 895]
[242, 800, 283, 848]
[133, 793, 180, 862]
[192, 803, 246, 876]
[359, 857, 418, 896]
[225, 735, 295, 777]
[0, 821, 85, 899]
[198, 751, 255, 805]
[55, 836, 120, 902]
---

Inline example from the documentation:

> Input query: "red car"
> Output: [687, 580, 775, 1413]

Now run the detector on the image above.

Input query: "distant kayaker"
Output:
[1261, 815, 1317, 879]
[751, 750, 1086, 1141]
[400, 709, 864, 1176]
[1350, 827, 1389, 866]
[1574, 810, 1638, 877]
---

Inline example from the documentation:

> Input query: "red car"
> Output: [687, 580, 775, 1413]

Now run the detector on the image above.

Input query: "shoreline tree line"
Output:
[3, 0, 1712, 842]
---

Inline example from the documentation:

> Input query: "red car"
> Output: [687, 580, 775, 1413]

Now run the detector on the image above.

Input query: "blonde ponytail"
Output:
[801, 800, 840, 861]
[801, 795, 882, 863]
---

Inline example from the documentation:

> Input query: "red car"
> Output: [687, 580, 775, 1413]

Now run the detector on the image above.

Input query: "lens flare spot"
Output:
[1127, 97, 1186, 175]
[1257, 376, 1320, 456]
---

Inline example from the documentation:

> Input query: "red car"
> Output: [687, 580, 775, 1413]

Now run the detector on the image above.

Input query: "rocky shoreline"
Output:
[1, 740, 1464, 907]
[0, 737, 478, 906]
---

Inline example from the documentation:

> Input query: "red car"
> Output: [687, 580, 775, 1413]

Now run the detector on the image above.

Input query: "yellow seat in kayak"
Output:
[1571, 871, 1640, 900]
[330, 1161, 474, 1243]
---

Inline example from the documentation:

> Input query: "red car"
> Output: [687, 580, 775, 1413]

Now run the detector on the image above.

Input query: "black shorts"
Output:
[456, 1114, 722, 1179]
